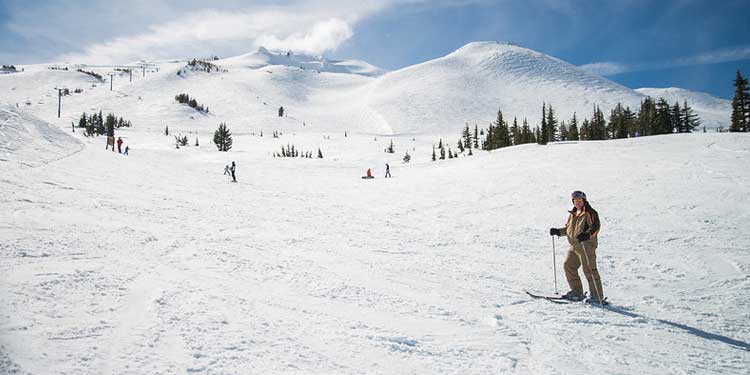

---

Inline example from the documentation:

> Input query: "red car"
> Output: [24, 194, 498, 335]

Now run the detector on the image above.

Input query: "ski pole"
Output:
[552, 235, 558, 294]
[580, 241, 603, 307]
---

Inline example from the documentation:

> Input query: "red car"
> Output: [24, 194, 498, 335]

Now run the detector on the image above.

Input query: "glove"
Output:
[576, 232, 590, 242]
[549, 228, 560, 236]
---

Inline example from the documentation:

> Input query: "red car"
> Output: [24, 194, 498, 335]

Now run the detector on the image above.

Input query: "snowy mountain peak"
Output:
[366, 41, 647, 135]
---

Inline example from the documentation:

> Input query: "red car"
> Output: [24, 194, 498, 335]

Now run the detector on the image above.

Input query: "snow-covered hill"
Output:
[366, 42, 647, 135]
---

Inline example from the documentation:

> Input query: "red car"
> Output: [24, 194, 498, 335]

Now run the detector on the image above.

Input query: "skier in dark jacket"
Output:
[549, 190, 605, 304]
[385, 163, 391, 178]
[230, 161, 237, 182]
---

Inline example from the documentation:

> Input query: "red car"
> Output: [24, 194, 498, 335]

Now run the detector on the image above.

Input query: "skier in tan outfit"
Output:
[549, 190, 606, 304]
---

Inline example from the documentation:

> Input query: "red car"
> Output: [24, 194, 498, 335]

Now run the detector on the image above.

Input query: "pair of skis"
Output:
[525, 291, 575, 304]
[526, 291, 609, 306]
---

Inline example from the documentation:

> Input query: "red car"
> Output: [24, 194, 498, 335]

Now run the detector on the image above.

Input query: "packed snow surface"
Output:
[0, 42, 747, 374]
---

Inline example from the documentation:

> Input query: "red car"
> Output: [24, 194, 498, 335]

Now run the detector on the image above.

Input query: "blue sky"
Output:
[1, 0, 748, 98]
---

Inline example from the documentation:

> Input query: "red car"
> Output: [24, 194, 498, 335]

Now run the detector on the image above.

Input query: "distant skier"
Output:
[230, 161, 237, 182]
[117, 137, 123, 153]
[549, 190, 605, 304]
[124, 145, 129, 155]
[385, 163, 391, 178]
[223, 164, 230, 176]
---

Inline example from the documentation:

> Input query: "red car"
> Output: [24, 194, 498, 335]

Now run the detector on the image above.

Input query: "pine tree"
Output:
[387, 140, 395, 153]
[448, 149, 454, 159]
[521, 118, 531, 144]
[510, 117, 520, 145]
[730, 69, 749, 132]
[590, 105, 607, 140]
[608, 103, 630, 139]
[483, 122, 494, 150]
[97, 110, 105, 135]
[318, 148, 323, 158]
[403, 151, 411, 163]
[580, 119, 590, 140]
[569, 113, 579, 141]
[457, 139, 465, 153]
[439, 145, 446, 160]
[105, 113, 115, 138]
[496, 116, 511, 147]
[671, 101, 683, 133]
[559, 121, 568, 141]
[682, 100, 700, 133]
[539, 103, 548, 145]
[623, 106, 636, 138]
[636, 97, 656, 137]
[546, 104, 557, 142]
[462, 123, 472, 149]
[432, 147, 436, 161]
[489, 109, 506, 150]
[213, 122, 233, 151]
[473, 124, 479, 148]
[165, 125, 169, 136]
[654, 98, 672, 134]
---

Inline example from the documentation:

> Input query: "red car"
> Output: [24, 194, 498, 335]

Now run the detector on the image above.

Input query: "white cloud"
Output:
[579, 62, 631, 76]
[254, 18, 353, 55]
[47, 2, 394, 64]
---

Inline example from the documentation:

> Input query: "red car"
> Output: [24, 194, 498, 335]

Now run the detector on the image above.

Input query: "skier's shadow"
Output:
[604, 305, 750, 351]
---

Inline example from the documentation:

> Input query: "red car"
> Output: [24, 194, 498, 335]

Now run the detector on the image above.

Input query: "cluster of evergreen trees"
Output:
[731, 70, 750, 132]
[274, 144, 323, 159]
[484, 112, 536, 149]
[177, 59, 224, 76]
[431, 138, 467, 161]
[77, 68, 103, 81]
[77, 111, 132, 136]
[175, 93, 209, 113]
[174, 135, 198, 147]
[465, 96, 701, 154]
[47, 66, 68, 71]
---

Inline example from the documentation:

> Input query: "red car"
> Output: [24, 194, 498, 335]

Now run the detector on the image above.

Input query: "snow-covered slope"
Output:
[0, 103, 82, 168]
[1, 123, 748, 373]
[636, 87, 731, 130]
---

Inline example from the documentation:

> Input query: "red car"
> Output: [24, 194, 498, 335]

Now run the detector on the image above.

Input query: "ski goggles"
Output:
[571, 191, 587, 200]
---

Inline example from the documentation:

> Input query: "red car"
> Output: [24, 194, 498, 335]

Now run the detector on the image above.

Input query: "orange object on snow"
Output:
[367, 168, 372, 177]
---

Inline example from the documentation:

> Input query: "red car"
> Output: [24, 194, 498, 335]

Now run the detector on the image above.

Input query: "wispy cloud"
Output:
[52, 3, 382, 64]
[581, 46, 750, 76]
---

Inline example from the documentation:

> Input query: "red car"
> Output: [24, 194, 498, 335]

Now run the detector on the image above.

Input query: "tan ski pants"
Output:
[564, 242, 604, 299]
